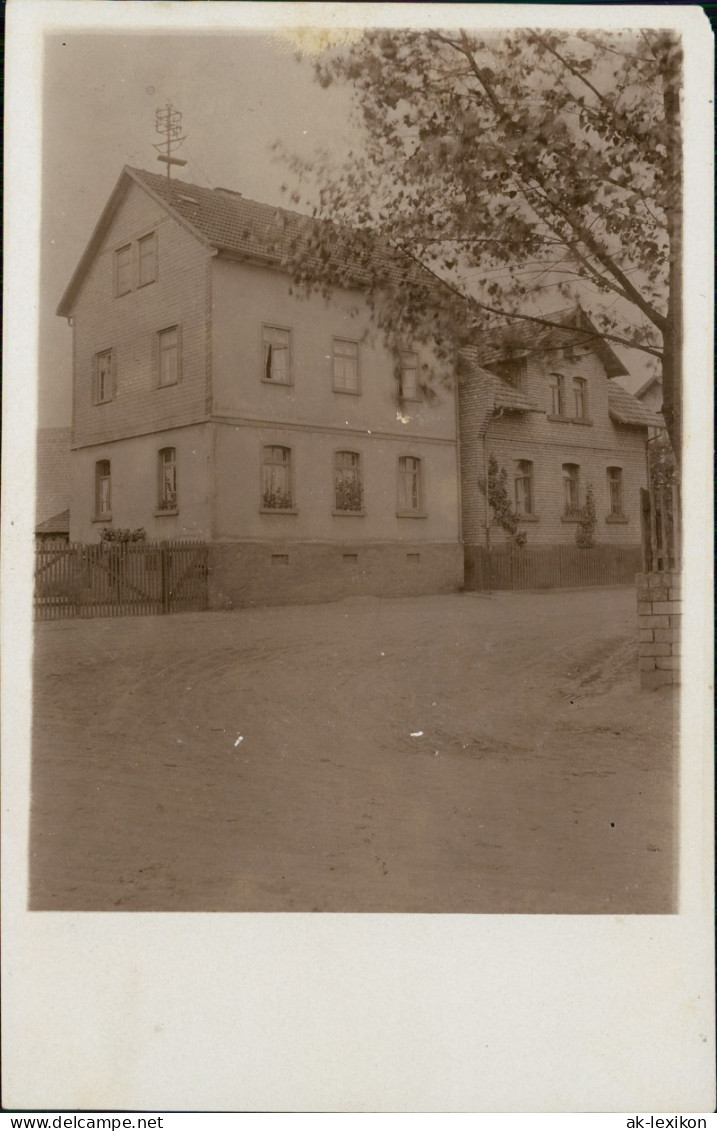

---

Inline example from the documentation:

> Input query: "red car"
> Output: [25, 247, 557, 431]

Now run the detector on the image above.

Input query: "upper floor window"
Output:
[157, 448, 177, 512]
[397, 455, 423, 514]
[262, 325, 291, 385]
[138, 232, 157, 287]
[333, 338, 359, 394]
[549, 373, 566, 417]
[334, 451, 363, 512]
[93, 349, 114, 405]
[573, 377, 588, 420]
[562, 463, 580, 517]
[158, 326, 180, 387]
[491, 355, 527, 389]
[95, 460, 111, 520]
[114, 232, 157, 296]
[399, 350, 420, 400]
[115, 245, 132, 297]
[262, 445, 293, 510]
[607, 466, 624, 516]
[514, 460, 534, 515]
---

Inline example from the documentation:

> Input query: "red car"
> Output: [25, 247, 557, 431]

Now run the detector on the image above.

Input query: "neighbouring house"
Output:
[35, 508, 70, 545]
[457, 306, 662, 585]
[35, 426, 71, 527]
[634, 373, 667, 440]
[56, 167, 463, 606]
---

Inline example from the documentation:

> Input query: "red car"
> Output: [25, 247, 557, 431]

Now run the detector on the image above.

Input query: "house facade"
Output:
[57, 167, 463, 606]
[458, 308, 661, 564]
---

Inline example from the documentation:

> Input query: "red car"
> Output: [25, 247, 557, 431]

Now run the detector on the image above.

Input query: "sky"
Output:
[40, 31, 358, 426]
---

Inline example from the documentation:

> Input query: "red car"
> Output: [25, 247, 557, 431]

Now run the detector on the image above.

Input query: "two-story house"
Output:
[56, 166, 463, 606]
[457, 306, 661, 581]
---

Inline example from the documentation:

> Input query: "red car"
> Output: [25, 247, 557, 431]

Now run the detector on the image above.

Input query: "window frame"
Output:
[514, 459, 535, 517]
[572, 376, 590, 422]
[491, 354, 527, 389]
[114, 244, 132, 297]
[561, 462, 581, 519]
[606, 465, 626, 520]
[157, 325, 181, 388]
[138, 231, 158, 289]
[94, 459, 111, 521]
[333, 449, 365, 515]
[156, 447, 178, 514]
[260, 444, 296, 512]
[261, 323, 293, 386]
[332, 337, 360, 395]
[548, 373, 567, 419]
[398, 349, 421, 402]
[93, 348, 115, 405]
[396, 454, 425, 517]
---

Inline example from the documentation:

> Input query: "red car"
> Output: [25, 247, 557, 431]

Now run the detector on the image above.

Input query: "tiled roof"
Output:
[128, 167, 432, 289]
[493, 380, 542, 413]
[35, 508, 70, 535]
[474, 305, 629, 379]
[607, 382, 663, 427]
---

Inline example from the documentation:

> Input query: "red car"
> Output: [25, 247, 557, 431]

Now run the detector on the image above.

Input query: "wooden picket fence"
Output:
[34, 540, 208, 620]
[465, 542, 643, 591]
[640, 483, 681, 572]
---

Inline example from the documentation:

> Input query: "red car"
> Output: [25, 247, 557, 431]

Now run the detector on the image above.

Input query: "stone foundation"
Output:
[636, 570, 681, 688]
[208, 541, 464, 608]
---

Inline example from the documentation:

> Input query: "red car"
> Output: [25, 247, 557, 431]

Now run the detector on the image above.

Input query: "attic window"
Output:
[177, 193, 200, 205]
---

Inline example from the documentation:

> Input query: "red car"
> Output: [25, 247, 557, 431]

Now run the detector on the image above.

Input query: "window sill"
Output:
[561, 515, 581, 524]
[332, 508, 366, 517]
[396, 510, 427, 519]
[546, 414, 571, 423]
[92, 515, 112, 523]
[93, 399, 114, 407]
[571, 417, 593, 426]
[155, 509, 179, 517]
[157, 381, 178, 390]
[261, 378, 294, 388]
[516, 514, 540, 522]
[399, 395, 423, 404]
[259, 507, 298, 515]
[606, 514, 629, 524]
[333, 387, 361, 396]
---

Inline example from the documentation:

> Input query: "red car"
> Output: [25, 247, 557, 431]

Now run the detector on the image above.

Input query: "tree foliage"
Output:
[280, 28, 682, 458]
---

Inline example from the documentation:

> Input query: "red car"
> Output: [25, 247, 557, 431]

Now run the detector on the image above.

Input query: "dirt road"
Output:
[30, 588, 677, 913]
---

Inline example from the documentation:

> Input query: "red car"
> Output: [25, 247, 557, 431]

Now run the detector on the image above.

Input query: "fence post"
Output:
[161, 548, 170, 614]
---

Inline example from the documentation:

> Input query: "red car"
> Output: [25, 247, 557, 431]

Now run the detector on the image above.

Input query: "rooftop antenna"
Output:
[154, 103, 187, 182]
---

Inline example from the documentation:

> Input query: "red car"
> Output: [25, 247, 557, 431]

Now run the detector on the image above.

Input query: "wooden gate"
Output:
[34, 540, 208, 620]
[640, 483, 681, 572]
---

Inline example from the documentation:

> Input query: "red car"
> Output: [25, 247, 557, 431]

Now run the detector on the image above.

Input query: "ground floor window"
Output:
[514, 459, 534, 515]
[157, 447, 177, 511]
[334, 451, 363, 511]
[607, 466, 624, 516]
[562, 462, 580, 516]
[398, 455, 422, 512]
[95, 460, 111, 519]
[262, 445, 293, 509]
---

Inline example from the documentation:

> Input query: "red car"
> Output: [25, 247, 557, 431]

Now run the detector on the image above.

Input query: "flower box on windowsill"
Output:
[259, 506, 298, 515]
[605, 514, 629, 524]
[332, 508, 366, 517]
[155, 508, 179, 517]
[396, 510, 427, 519]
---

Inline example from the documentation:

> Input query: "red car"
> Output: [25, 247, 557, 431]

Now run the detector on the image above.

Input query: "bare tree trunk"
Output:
[660, 34, 683, 466]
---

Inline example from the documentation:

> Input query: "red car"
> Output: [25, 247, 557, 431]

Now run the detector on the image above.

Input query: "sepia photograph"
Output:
[3, 0, 713, 1115]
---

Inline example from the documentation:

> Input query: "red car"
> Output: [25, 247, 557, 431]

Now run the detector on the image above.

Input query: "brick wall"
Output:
[636, 570, 681, 688]
[36, 427, 71, 523]
[458, 344, 649, 547]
